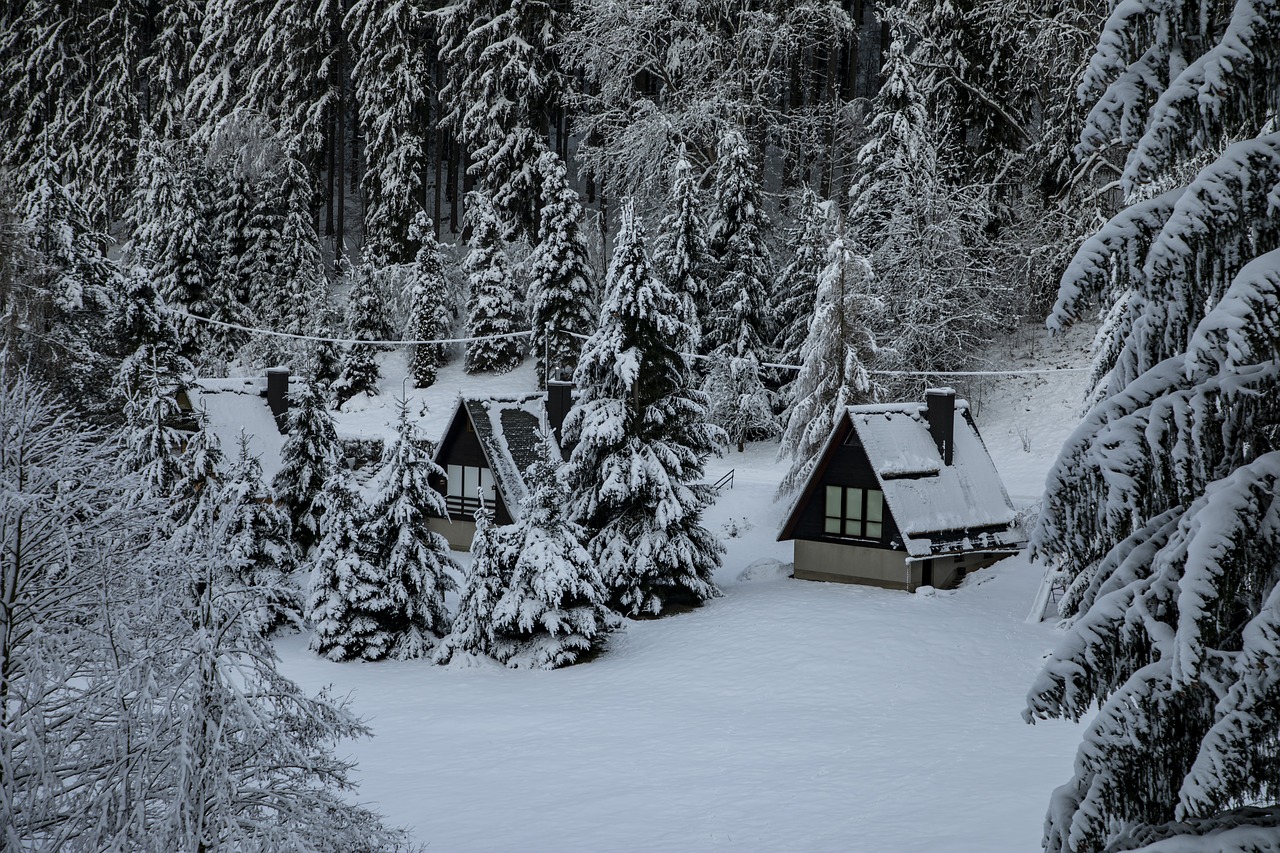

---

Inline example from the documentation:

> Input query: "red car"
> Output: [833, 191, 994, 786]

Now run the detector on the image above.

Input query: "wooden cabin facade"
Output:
[778, 389, 1025, 591]
[427, 384, 571, 550]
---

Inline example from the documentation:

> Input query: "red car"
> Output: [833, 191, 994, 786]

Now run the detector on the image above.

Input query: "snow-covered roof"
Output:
[780, 399, 1025, 559]
[187, 377, 288, 479]
[438, 393, 558, 519]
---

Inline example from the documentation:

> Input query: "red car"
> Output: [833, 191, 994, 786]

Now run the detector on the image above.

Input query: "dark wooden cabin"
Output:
[427, 383, 572, 550]
[778, 389, 1026, 591]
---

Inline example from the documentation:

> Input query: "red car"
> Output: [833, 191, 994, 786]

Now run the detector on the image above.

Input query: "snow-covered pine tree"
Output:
[528, 149, 595, 387]
[652, 153, 712, 349]
[334, 260, 393, 405]
[363, 398, 458, 659]
[705, 128, 774, 360]
[434, 505, 506, 664]
[774, 187, 832, 372]
[490, 437, 617, 668]
[463, 191, 525, 374]
[562, 200, 725, 617]
[167, 411, 226, 533]
[119, 343, 189, 503]
[348, 0, 431, 264]
[1024, 3, 1280, 850]
[701, 350, 779, 453]
[406, 213, 453, 388]
[244, 153, 326, 367]
[309, 301, 346, 390]
[846, 33, 1002, 389]
[307, 464, 394, 662]
[274, 380, 342, 551]
[128, 133, 212, 358]
[223, 431, 303, 635]
[777, 232, 879, 497]
[438, 0, 561, 235]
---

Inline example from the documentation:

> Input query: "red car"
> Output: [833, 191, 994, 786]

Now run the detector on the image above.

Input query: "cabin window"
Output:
[824, 486, 884, 540]
[445, 464, 496, 517]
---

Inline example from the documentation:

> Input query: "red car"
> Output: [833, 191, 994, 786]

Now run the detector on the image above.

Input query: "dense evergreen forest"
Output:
[4, 0, 1280, 850]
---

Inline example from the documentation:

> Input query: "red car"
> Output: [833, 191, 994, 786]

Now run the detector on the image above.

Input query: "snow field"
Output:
[273, 330, 1095, 849]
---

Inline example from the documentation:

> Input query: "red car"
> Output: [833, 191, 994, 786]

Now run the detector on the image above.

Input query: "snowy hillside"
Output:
[272, 323, 1096, 851]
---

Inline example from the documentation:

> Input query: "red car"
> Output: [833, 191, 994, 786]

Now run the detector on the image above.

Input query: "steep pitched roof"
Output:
[779, 400, 1026, 559]
[187, 377, 287, 479]
[437, 393, 558, 519]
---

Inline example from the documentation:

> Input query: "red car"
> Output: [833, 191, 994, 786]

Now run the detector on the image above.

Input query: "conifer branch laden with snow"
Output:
[1027, 2, 1280, 849]
[463, 191, 526, 374]
[405, 213, 454, 388]
[562, 200, 725, 618]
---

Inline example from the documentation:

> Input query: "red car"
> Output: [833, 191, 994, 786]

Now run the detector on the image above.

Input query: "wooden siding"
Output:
[790, 439, 902, 551]
[431, 407, 514, 526]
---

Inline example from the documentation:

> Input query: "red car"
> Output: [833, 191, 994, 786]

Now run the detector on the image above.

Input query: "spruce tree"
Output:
[363, 399, 459, 659]
[563, 201, 725, 617]
[348, 0, 431, 263]
[307, 466, 393, 662]
[652, 153, 712, 348]
[528, 150, 595, 387]
[490, 438, 617, 668]
[438, 0, 561, 235]
[705, 128, 773, 360]
[435, 506, 507, 664]
[223, 432, 303, 635]
[774, 188, 832, 371]
[274, 381, 342, 551]
[777, 233, 879, 497]
[463, 191, 525, 374]
[1024, 3, 1280, 850]
[405, 213, 453, 388]
[334, 261, 392, 405]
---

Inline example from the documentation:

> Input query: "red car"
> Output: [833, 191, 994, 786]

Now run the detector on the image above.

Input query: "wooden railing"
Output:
[712, 469, 735, 491]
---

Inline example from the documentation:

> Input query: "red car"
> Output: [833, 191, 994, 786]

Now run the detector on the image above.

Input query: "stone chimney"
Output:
[546, 380, 574, 451]
[925, 387, 956, 466]
[266, 368, 290, 433]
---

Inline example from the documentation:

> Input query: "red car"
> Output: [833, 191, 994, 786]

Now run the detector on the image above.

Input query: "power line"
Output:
[168, 310, 1090, 377]
[167, 309, 534, 347]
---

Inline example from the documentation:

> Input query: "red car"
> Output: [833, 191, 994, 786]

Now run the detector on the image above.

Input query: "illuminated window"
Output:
[824, 486, 884, 540]
[445, 464, 495, 516]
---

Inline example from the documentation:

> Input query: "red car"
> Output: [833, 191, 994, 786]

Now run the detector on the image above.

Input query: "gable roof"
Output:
[779, 400, 1026, 560]
[435, 393, 557, 519]
[187, 377, 287, 479]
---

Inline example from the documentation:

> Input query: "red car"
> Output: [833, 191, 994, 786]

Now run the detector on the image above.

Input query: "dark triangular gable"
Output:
[430, 398, 515, 525]
[776, 412, 902, 548]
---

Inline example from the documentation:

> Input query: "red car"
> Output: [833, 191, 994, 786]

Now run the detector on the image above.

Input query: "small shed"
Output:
[777, 389, 1025, 591]
[427, 383, 571, 551]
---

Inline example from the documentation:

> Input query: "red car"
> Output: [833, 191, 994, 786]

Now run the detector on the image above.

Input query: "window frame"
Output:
[823, 484, 886, 542]
[444, 464, 496, 517]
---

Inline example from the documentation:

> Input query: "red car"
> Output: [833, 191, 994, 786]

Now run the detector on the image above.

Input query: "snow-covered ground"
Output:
[268, 323, 1095, 851]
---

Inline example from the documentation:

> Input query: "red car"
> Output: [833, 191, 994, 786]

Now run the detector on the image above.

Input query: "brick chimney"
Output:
[925, 387, 956, 466]
[266, 368, 290, 433]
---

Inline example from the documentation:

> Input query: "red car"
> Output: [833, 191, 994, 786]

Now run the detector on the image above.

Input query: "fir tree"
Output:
[463, 191, 525, 374]
[274, 380, 342, 551]
[1025, 3, 1280, 850]
[363, 399, 459, 659]
[223, 432, 303, 635]
[438, 0, 562, 235]
[528, 150, 595, 387]
[168, 411, 226, 532]
[348, 0, 431, 264]
[334, 261, 393, 405]
[307, 465, 394, 662]
[435, 505, 506, 664]
[777, 233, 879, 497]
[774, 188, 832, 371]
[704, 129, 773, 360]
[490, 438, 617, 668]
[405, 213, 453, 388]
[119, 344, 189, 503]
[563, 201, 725, 617]
[652, 153, 711, 348]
